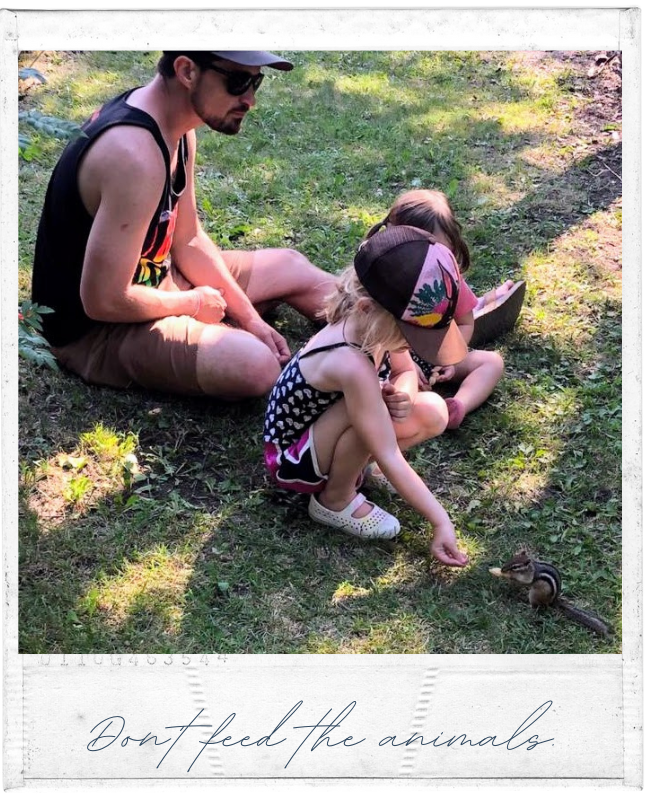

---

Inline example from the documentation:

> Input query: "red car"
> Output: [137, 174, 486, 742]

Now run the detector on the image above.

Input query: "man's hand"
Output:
[381, 382, 413, 420]
[244, 317, 291, 365]
[192, 286, 227, 323]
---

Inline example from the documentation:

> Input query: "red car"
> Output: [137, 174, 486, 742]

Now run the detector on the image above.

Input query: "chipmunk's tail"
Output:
[555, 598, 612, 637]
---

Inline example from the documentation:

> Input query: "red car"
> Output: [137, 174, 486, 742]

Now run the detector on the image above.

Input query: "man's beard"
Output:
[190, 88, 245, 136]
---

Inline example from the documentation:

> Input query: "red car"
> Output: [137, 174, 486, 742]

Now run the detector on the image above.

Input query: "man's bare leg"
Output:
[196, 323, 282, 399]
[244, 248, 338, 320]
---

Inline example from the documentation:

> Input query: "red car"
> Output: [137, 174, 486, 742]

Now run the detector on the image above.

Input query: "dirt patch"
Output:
[515, 50, 622, 199]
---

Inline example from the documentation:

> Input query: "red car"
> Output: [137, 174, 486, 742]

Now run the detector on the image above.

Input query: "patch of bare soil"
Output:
[512, 51, 622, 288]
[518, 50, 622, 201]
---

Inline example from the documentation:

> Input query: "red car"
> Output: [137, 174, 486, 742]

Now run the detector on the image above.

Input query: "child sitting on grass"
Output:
[367, 189, 522, 429]
[263, 225, 469, 567]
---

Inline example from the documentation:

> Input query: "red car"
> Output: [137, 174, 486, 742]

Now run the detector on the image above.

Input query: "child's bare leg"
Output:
[364, 393, 447, 490]
[392, 391, 448, 450]
[311, 400, 374, 516]
[474, 280, 515, 312]
[450, 350, 504, 413]
[441, 349, 504, 429]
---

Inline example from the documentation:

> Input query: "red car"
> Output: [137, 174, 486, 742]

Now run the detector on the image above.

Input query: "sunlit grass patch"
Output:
[331, 581, 372, 605]
[521, 144, 575, 172]
[305, 615, 431, 654]
[504, 53, 575, 95]
[80, 423, 137, 460]
[549, 208, 622, 288]
[523, 245, 621, 345]
[466, 170, 526, 209]
[335, 72, 395, 101]
[479, 100, 571, 137]
[19, 50, 622, 654]
[22, 423, 140, 528]
[372, 552, 428, 591]
[81, 546, 193, 634]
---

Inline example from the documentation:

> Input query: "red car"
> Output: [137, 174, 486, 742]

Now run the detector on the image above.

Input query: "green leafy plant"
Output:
[63, 474, 93, 505]
[19, 109, 82, 140]
[18, 301, 57, 370]
[18, 63, 82, 159]
[122, 453, 147, 492]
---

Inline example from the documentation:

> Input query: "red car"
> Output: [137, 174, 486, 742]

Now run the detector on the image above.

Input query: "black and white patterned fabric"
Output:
[410, 350, 435, 382]
[263, 343, 389, 448]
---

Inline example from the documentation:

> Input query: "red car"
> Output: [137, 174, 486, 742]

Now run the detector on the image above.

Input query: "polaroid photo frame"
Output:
[2, 4, 641, 792]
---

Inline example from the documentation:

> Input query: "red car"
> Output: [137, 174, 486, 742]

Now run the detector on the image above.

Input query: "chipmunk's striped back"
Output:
[529, 560, 562, 606]
[500, 551, 562, 605]
[491, 550, 611, 636]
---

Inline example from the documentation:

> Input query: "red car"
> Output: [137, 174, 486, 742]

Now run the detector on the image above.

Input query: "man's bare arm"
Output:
[171, 131, 290, 362]
[78, 127, 224, 324]
[170, 130, 264, 324]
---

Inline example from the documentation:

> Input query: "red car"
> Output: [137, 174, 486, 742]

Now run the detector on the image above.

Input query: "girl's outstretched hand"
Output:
[430, 526, 469, 568]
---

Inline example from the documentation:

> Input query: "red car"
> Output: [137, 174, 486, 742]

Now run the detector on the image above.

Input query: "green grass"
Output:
[18, 51, 622, 654]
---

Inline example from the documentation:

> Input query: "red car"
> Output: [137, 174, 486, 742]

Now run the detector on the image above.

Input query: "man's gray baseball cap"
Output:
[211, 51, 293, 71]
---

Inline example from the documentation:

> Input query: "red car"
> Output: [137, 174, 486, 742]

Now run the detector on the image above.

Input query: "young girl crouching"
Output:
[263, 225, 469, 568]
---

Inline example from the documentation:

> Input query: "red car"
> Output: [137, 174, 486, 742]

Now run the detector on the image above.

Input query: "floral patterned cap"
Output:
[354, 225, 468, 366]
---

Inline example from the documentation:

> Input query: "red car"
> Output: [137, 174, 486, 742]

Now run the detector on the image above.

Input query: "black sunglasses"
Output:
[203, 63, 264, 96]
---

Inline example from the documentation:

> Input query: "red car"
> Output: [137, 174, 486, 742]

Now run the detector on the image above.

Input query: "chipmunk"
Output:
[489, 550, 612, 637]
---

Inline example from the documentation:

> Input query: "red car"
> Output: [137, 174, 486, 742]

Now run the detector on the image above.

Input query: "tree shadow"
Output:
[18, 291, 620, 654]
[18, 50, 621, 654]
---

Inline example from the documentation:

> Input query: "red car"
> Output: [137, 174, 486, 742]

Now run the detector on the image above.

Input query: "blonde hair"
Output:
[367, 189, 471, 273]
[321, 265, 408, 354]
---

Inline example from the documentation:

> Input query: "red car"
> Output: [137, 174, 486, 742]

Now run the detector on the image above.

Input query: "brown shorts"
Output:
[52, 251, 255, 395]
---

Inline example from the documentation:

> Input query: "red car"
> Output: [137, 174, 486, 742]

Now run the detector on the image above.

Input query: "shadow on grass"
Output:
[19, 298, 620, 654]
[18, 50, 621, 654]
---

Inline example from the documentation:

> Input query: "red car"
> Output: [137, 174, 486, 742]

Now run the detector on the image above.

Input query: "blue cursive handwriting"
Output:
[286, 700, 365, 768]
[86, 700, 554, 771]
[188, 701, 302, 772]
[379, 701, 554, 751]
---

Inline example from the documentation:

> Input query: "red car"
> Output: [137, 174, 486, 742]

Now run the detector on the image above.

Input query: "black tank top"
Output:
[31, 88, 188, 347]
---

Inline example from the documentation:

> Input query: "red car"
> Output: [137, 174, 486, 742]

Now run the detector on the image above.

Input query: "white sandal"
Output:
[308, 492, 400, 539]
[362, 462, 397, 494]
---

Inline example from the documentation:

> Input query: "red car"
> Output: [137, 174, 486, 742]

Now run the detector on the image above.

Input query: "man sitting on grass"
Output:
[32, 51, 337, 400]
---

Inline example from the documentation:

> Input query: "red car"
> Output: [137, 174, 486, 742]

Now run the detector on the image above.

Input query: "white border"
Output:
[2, 4, 641, 794]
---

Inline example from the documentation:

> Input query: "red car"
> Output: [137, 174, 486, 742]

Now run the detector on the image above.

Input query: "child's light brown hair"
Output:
[321, 265, 407, 355]
[367, 189, 471, 273]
